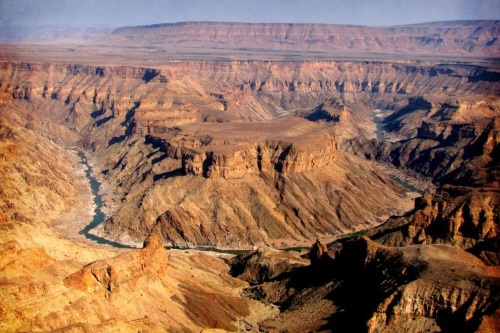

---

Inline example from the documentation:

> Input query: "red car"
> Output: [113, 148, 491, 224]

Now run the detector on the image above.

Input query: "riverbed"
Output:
[76, 151, 133, 248]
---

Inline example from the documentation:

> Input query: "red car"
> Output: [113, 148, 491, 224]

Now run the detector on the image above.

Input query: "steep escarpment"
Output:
[107, 21, 500, 58]
[230, 237, 500, 332]
[2, 60, 497, 127]
[144, 117, 339, 179]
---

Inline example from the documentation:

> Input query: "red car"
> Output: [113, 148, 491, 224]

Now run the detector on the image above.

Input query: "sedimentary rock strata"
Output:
[0, 19, 498, 332]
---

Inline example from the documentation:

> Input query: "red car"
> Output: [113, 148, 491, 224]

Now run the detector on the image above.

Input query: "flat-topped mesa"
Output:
[107, 21, 500, 58]
[146, 117, 338, 179]
[185, 139, 338, 178]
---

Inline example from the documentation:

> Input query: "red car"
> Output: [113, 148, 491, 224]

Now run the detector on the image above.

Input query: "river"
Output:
[372, 110, 425, 195]
[77, 151, 134, 248]
[373, 109, 386, 141]
[75, 110, 423, 250]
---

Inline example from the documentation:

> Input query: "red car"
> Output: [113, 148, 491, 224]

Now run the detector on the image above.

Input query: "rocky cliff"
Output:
[144, 117, 338, 179]
[367, 185, 499, 266]
[231, 237, 500, 332]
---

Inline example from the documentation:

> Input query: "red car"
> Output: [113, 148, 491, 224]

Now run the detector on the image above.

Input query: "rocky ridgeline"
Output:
[107, 21, 500, 58]
[65, 234, 167, 293]
[2, 61, 497, 118]
[230, 237, 500, 332]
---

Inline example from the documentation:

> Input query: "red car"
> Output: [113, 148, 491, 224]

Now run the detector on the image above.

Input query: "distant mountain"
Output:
[101, 20, 500, 58]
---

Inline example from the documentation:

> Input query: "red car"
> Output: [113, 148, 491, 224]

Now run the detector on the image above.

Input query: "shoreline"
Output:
[53, 149, 134, 249]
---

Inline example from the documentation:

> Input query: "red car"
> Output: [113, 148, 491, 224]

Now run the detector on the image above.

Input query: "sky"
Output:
[0, 0, 499, 28]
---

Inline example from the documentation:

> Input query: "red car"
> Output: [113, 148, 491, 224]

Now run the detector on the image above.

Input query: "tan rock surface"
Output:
[0, 19, 498, 332]
[0, 93, 275, 332]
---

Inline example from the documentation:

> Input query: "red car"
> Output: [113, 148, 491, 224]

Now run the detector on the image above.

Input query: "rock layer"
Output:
[107, 21, 500, 58]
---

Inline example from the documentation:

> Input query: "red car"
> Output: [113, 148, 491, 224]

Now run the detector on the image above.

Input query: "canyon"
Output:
[0, 20, 499, 332]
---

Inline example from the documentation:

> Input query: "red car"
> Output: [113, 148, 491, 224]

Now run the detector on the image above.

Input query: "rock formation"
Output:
[0, 19, 498, 332]
[232, 237, 500, 333]
[367, 185, 500, 266]
[65, 233, 167, 293]
[309, 238, 329, 264]
[229, 247, 308, 284]
[106, 21, 500, 59]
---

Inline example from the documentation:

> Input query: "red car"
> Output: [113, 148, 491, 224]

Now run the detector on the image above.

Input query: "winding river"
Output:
[76, 110, 423, 249]
[77, 151, 134, 248]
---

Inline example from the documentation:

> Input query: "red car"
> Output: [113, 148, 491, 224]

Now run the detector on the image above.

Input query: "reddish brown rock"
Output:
[65, 233, 167, 293]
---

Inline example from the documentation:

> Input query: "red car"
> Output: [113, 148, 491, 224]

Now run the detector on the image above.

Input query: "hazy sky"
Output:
[1, 0, 499, 28]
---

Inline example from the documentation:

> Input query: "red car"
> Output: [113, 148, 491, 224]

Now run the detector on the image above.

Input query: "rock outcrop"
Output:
[145, 117, 338, 179]
[239, 237, 500, 332]
[309, 238, 329, 264]
[368, 185, 500, 265]
[65, 234, 167, 293]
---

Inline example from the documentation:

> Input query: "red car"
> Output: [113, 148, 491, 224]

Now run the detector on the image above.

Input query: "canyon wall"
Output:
[234, 237, 500, 332]
[0, 59, 497, 247]
[1, 20, 499, 332]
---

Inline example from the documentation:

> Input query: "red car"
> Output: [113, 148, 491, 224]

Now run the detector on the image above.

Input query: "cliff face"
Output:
[100, 148, 405, 248]
[368, 185, 500, 265]
[231, 237, 500, 332]
[145, 117, 338, 179]
[2, 61, 497, 126]
[107, 21, 500, 58]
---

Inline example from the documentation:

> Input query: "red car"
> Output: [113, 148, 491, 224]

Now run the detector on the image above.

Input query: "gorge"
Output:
[0, 20, 499, 332]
